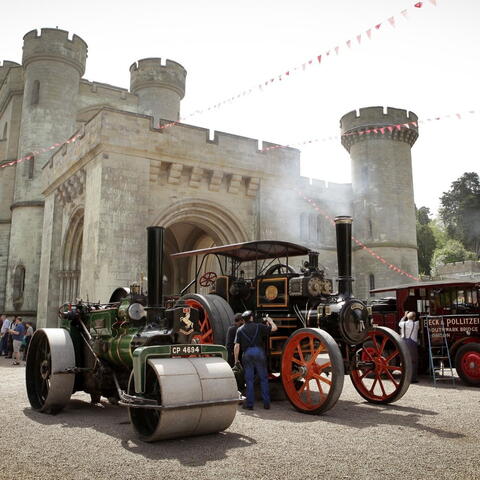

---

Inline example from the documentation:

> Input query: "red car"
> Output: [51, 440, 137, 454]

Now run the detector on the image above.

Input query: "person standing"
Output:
[0, 315, 12, 356]
[225, 313, 244, 367]
[23, 322, 34, 361]
[9, 316, 25, 365]
[399, 311, 419, 383]
[234, 310, 277, 410]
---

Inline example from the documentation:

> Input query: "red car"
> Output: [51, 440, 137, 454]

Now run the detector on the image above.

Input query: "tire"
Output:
[455, 343, 480, 386]
[350, 326, 412, 404]
[177, 293, 233, 345]
[281, 328, 344, 414]
[26, 328, 76, 414]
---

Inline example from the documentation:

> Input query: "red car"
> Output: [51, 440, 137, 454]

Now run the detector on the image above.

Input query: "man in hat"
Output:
[234, 310, 277, 410]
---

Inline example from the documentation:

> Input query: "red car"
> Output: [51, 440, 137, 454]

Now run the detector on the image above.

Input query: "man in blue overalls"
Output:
[234, 310, 278, 410]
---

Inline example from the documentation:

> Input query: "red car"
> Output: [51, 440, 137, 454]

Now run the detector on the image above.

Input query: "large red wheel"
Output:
[281, 328, 344, 414]
[455, 343, 480, 386]
[350, 326, 411, 404]
[176, 293, 233, 345]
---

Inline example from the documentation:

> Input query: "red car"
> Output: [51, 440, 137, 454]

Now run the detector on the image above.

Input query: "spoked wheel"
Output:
[128, 357, 238, 442]
[26, 329, 76, 414]
[281, 328, 344, 414]
[455, 343, 480, 386]
[350, 326, 412, 404]
[177, 294, 233, 344]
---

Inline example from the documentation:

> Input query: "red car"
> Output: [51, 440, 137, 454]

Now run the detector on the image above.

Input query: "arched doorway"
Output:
[154, 199, 248, 296]
[59, 209, 84, 303]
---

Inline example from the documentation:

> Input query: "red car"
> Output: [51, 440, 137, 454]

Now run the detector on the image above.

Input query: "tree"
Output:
[439, 172, 480, 257]
[432, 239, 477, 270]
[416, 207, 436, 275]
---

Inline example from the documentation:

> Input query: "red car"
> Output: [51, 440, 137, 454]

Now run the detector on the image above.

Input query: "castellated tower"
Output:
[340, 107, 419, 300]
[5, 29, 87, 314]
[130, 58, 186, 124]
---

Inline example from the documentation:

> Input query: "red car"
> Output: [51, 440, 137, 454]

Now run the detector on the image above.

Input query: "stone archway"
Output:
[154, 199, 249, 295]
[59, 208, 84, 303]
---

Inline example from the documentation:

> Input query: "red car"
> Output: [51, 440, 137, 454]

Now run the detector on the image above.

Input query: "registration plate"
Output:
[171, 345, 201, 356]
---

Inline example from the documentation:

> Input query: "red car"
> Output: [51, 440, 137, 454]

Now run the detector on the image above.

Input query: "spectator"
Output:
[23, 322, 34, 361]
[399, 310, 419, 383]
[225, 313, 244, 367]
[9, 316, 26, 365]
[1, 315, 12, 356]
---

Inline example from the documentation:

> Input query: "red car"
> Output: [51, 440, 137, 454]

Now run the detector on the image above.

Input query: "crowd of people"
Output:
[0, 314, 34, 365]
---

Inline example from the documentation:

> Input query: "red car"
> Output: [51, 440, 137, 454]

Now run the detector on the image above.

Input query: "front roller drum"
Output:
[26, 328, 76, 414]
[128, 357, 238, 441]
[350, 326, 412, 404]
[281, 328, 345, 414]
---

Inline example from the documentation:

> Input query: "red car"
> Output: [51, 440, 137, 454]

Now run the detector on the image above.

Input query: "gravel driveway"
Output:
[1, 356, 478, 480]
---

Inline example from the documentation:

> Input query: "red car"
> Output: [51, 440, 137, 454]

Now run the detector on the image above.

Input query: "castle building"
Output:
[0, 28, 419, 327]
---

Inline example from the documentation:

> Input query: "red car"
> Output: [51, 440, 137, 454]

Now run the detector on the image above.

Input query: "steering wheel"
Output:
[264, 263, 296, 276]
[199, 271, 217, 287]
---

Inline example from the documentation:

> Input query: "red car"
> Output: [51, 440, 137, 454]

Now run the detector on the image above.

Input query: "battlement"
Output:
[129, 58, 186, 98]
[340, 106, 419, 152]
[0, 61, 20, 85]
[340, 106, 418, 133]
[22, 28, 88, 75]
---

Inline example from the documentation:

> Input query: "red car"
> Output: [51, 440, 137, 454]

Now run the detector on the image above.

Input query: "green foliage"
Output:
[439, 172, 480, 257]
[432, 239, 477, 270]
[416, 207, 436, 275]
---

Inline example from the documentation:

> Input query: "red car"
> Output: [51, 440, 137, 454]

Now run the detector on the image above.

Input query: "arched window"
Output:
[31, 80, 40, 105]
[317, 215, 323, 242]
[300, 213, 308, 241]
[12, 265, 26, 310]
[2, 123, 7, 140]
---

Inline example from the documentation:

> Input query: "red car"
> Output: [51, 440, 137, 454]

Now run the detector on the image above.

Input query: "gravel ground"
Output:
[1, 355, 479, 480]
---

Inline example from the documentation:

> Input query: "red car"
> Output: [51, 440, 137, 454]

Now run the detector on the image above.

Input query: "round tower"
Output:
[340, 106, 419, 300]
[130, 58, 186, 124]
[5, 28, 87, 317]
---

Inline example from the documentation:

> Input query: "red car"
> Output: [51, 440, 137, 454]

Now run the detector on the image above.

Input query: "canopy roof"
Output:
[171, 240, 312, 262]
[370, 279, 479, 294]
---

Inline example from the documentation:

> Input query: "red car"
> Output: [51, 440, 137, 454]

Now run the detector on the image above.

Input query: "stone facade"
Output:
[0, 28, 420, 327]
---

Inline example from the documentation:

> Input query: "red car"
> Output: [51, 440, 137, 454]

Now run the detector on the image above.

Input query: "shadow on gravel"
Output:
[322, 399, 465, 439]
[23, 399, 257, 465]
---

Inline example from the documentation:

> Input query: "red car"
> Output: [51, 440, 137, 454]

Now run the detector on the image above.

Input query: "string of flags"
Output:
[1, 106, 476, 171]
[298, 191, 421, 281]
[165, 0, 440, 129]
[262, 109, 478, 152]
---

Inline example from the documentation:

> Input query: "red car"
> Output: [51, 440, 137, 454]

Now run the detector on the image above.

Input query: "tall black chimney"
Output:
[335, 216, 353, 298]
[147, 226, 165, 308]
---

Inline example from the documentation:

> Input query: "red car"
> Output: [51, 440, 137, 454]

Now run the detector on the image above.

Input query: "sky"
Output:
[2, 0, 479, 216]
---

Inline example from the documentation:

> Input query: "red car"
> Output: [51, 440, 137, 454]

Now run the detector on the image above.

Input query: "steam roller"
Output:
[25, 226, 240, 441]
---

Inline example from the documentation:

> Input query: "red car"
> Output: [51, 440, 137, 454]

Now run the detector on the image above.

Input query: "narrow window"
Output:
[317, 215, 322, 242]
[309, 214, 316, 241]
[369, 273, 375, 292]
[300, 213, 308, 240]
[368, 219, 373, 239]
[25, 153, 34, 179]
[12, 265, 26, 309]
[2, 123, 7, 140]
[31, 80, 40, 105]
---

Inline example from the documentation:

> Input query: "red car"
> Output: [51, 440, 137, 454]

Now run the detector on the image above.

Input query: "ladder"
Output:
[424, 315, 456, 385]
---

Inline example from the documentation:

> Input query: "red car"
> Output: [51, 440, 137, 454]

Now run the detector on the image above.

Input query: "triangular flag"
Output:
[346, 39, 352, 48]
[366, 29, 372, 39]
[429, 0, 437, 5]
[395, 124, 401, 130]
[456, 113, 462, 119]
[356, 34, 362, 44]
[335, 46, 340, 55]
[286, 71, 290, 76]
[317, 55, 322, 63]
[308, 59, 313, 64]
[379, 127, 385, 134]
[375, 23, 382, 30]
[403, 123, 410, 128]
[326, 50, 331, 56]
[388, 16, 395, 27]
[401, 9, 408, 18]
[414, 2, 423, 7]
[373, 128, 378, 133]
[387, 126, 393, 132]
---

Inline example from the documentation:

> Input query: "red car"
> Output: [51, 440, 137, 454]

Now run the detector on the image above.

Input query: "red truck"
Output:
[370, 280, 480, 386]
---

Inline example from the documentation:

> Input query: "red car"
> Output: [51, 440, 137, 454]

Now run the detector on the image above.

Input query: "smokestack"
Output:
[308, 251, 319, 270]
[147, 226, 165, 308]
[335, 216, 353, 298]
